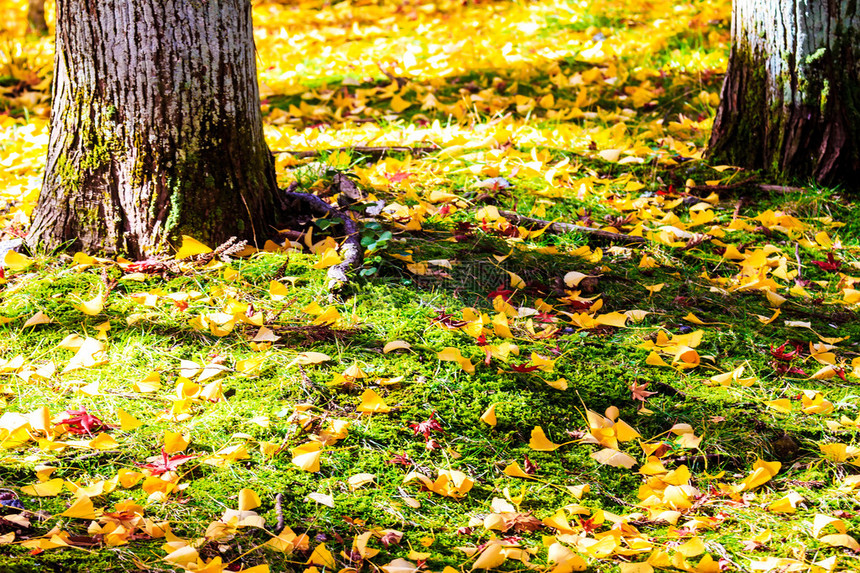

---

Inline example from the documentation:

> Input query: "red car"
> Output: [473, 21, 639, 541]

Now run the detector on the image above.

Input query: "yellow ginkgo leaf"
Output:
[89, 433, 119, 450]
[734, 459, 781, 492]
[292, 442, 322, 472]
[307, 543, 336, 567]
[764, 399, 793, 413]
[174, 236, 212, 259]
[767, 490, 804, 513]
[437, 347, 475, 374]
[269, 280, 290, 301]
[23, 310, 52, 328]
[238, 488, 261, 511]
[472, 541, 506, 570]
[646, 351, 669, 367]
[347, 473, 376, 490]
[3, 249, 31, 271]
[591, 448, 637, 468]
[528, 426, 560, 451]
[506, 271, 525, 289]
[480, 404, 497, 426]
[61, 494, 97, 519]
[312, 248, 342, 269]
[357, 389, 391, 414]
[116, 408, 142, 431]
[164, 431, 190, 454]
[76, 293, 104, 316]
[287, 352, 330, 368]
[503, 461, 531, 478]
[20, 478, 64, 497]
[383, 340, 411, 353]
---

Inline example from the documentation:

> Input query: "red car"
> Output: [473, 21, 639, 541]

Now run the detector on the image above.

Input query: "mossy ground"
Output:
[1, 0, 860, 571]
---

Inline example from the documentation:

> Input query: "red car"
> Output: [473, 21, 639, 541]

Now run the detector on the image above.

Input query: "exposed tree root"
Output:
[280, 183, 364, 291]
[498, 210, 647, 244]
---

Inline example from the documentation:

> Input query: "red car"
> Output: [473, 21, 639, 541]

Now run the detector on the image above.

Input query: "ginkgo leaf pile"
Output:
[3, 0, 860, 571]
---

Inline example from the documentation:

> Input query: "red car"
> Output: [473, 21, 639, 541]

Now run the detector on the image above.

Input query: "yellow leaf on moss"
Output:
[591, 448, 637, 469]
[292, 442, 322, 472]
[61, 494, 97, 519]
[238, 488, 261, 511]
[21, 478, 64, 497]
[357, 389, 391, 413]
[307, 543, 336, 567]
[3, 250, 31, 271]
[116, 408, 142, 431]
[164, 431, 190, 454]
[529, 426, 560, 451]
[480, 404, 497, 426]
[76, 293, 104, 316]
[175, 236, 212, 259]
[383, 340, 411, 353]
[313, 248, 342, 269]
[438, 347, 475, 374]
[287, 352, 330, 368]
[23, 310, 52, 328]
[269, 280, 290, 300]
[503, 461, 530, 478]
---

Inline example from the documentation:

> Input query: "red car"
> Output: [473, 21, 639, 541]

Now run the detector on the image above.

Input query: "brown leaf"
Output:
[502, 512, 544, 533]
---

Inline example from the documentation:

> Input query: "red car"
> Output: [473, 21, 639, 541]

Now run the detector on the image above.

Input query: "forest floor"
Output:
[1, 0, 860, 572]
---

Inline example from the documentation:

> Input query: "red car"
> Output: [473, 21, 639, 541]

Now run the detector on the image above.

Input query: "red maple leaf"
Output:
[387, 453, 413, 466]
[810, 252, 842, 272]
[58, 409, 114, 435]
[431, 309, 467, 329]
[579, 516, 599, 533]
[137, 449, 195, 476]
[385, 171, 414, 184]
[523, 455, 538, 474]
[770, 341, 800, 361]
[510, 363, 540, 373]
[409, 412, 444, 441]
[453, 221, 475, 242]
[488, 284, 515, 301]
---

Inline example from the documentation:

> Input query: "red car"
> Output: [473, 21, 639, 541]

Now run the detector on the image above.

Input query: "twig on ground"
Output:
[498, 210, 647, 244]
[271, 145, 439, 159]
[275, 493, 284, 532]
[665, 453, 740, 467]
[758, 184, 805, 193]
[795, 243, 803, 282]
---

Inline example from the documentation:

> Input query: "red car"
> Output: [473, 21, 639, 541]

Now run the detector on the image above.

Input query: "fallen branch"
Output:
[272, 145, 440, 160]
[664, 453, 740, 467]
[498, 210, 647, 244]
[758, 184, 805, 193]
[686, 174, 758, 193]
[275, 493, 285, 532]
[281, 183, 364, 291]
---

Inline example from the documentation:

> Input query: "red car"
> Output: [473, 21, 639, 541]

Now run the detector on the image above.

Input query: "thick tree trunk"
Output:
[27, 0, 48, 35]
[708, 0, 860, 186]
[29, 0, 282, 258]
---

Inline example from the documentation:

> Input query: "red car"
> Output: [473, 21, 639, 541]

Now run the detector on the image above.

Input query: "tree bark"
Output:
[29, 0, 282, 258]
[27, 0, 49, 35]
[708, 0, 860, 186]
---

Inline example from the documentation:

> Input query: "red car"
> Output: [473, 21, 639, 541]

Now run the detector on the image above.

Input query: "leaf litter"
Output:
[1, 0, 860, 571]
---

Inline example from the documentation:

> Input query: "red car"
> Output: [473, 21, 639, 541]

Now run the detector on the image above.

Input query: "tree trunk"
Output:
[27, 0, 48, 35]
[708, 0, 860, 186]
[29, 0, 282, 258]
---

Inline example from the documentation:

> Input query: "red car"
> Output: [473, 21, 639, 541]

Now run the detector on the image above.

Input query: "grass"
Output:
[1, 0, 860, 571]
